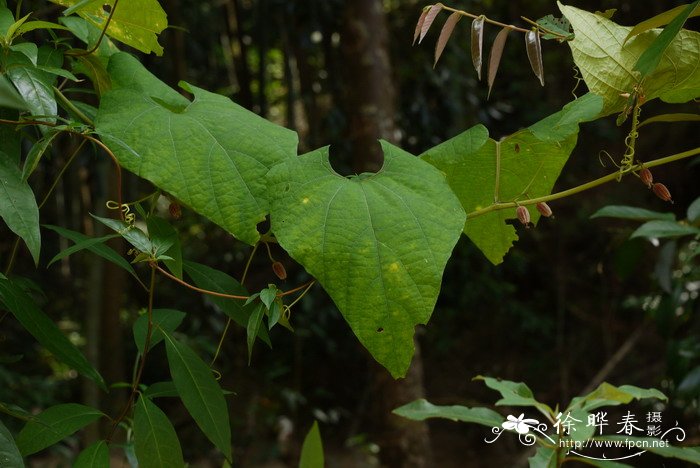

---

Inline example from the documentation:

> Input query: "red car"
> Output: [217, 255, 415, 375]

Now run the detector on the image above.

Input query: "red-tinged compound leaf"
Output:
[525, 29, 544, 86]
[419, 3, 443, 44]
[487, 27, 511, 98]
[413, 7, 429, 45]
[471, 16, 485, 80]
[434, 12, 461, 67]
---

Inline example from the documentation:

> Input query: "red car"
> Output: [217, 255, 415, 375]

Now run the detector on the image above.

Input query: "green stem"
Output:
[38, 139, 87, 209]
[53, 87, 95, 127]
[467, 146, 700, 219]
[4, 238, 20, 276]
[441, 5, 530, 34]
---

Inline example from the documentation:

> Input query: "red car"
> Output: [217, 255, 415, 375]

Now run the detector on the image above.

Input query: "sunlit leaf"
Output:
[419, 3, 443, 44]
[393, 399, 504, 427]
[434, 12, 460, 67]
[535, 14, 573, 41]
[299, 421, 323, 468]
[0, 152, 40, 264]
[471, 16, 485, 80]
[133, 396, 185, 468]
[525, 30, 544, 86]
[487, 27, 511, 98]
[625, 3, 700, 43]
[567, 382, 667, 412]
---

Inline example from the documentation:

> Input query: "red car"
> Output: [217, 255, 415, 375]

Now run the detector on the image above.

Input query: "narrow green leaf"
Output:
[487, 27, 510, 98]
[143, 381, 179, 399]
[22, 130, 59, 180]
[132, 309, 186, 353]
[73, 440, 109, 468]
[568, 382, 667, 412]
[268, 300, 281, 330]
[16, 403, 103, 456]
[91, 214, 154, 253]
[133, 397, 185, 468]
[299, 421, 323, 468]
[0, 402, 34, 421]
[246, 303, 265, 365]
[0, 152, 41, 264]
[259, 285, 277, 310]
[475, 376, 553, 417]
[639, 113, 700, 127]
[393, 399, 504, 427]
[73, 54, 112, 96]
[688, 197, 700, 222]
[0, 74, 29, 110]
[630, 220, 700, 240]
[0, 277, 106, 390]
[625, 3, 700, 43]
[4, 12, 31, 41]
[162, 331, 232, 460]
[590, 205, 676, 222]
[471, 16, 485, 80]
[0, 7, 13, 36]
[62, 0, 101, 16]
[44, 224, 138, 280]
[0, 419, 24, 468]
[183, 261, 271, 346]
[633, 1, 700, 78]
[146, 216, 182, 278]
[48, 233, 120, 267]
[15, 21, 69, 37]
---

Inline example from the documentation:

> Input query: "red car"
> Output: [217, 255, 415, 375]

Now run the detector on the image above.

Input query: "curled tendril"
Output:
[598, 150, 620, 169]
[212, 369, 223, 381]
[106, 200, 135, 224]
[571, 65, 583, 99]
[282, 305, 292, 321]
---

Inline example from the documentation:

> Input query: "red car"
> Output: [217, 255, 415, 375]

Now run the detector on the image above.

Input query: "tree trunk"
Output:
[341, 1, 433, 466]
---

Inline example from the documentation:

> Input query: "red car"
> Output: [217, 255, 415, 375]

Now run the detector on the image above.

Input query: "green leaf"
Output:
[268, 300, 281, 330]
[44, 224, 138, 280]
[630, 220, 700, 240]
[9, 43, 37, 66]
[568, 382, 666, 412]
[22, 130, 59, 180]
[50, 0, 167, 55]
[91, 214, 154, 253]
[633, 1, 700, 78]
[3, 51, 57, 122]
[15, 20, 70, 36]
[146, 216, 182, 278]
[687, 197, 700, 223]
[183, 261, 271, 347]
[0, 419, 24, 468]
[393, 399, 504, 427]
[4, 12, 31, 42]
[143, 381, 179, 399]
[596, 436, 700, 463]
[0, 74, 29, 110]
[590, 205, 676, 222]
[59, 16, 118, 58]
[639, 113, 700, 127]
[259, 284, 277, 310]
[0, 7, 13, 37]
[528, 447, 557, 468]
[535, 14, 573, 41]
[16, 403, 103, 456]
[475, 376, 553, 417]
[48, 233, 120, 267]
[567, 408, 594, 442]
[162, 331, 232, 460]
[422, 94, 602, 265]
[133, 309, 186, 353]
[246, 303, 265, 365]
[0, 277, 106, 390]
[133, 396, 185, 468]
[96, 53, 299, 245]
[73, 440, 109, 468]
[268, 141, 465, 378]
[0, 152, 41, 264]
[73, 54, 112, 96]
[0, 109, 22, 162]
[625, 3, 700, 43]
[559, 2, 700, 115]
[299, 421, 323, 468]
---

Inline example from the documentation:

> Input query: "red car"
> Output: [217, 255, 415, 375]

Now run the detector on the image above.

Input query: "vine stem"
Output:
[38, 139, 87, 209]
[66, 0, 120, 57]
[466, 146, 700, 219]
[106, 266, 156, 442]
[441, 5, 542, 36]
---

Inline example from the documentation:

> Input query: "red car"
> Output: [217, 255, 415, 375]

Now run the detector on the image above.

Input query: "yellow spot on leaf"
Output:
[389, 262, 399, 272]
[302, 197, 310, 204]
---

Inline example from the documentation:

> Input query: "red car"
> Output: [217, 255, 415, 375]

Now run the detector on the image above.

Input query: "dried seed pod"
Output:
[536, 202, 553, 217]
[169, 202, 182, 220]
[652, 183, 673, 203]
[272, 261, 287, 280]
[638, 168, 653, 188]
[516, 205, 531, 227]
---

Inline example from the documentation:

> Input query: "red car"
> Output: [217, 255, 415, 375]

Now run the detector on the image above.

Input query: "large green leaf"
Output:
[183, 261, 271, 347]
[268, 141, 465, 378]
[51, 0, 167, 55]
[162, 331, 232, 460]
[0, 276, 106, 389]
[73, 440, 109, 468]
[559, 3, 700, 115]
[421, 93, 603, 265]
[393, 399, 504, 427]
[0, 152, 40, 264]
[133, 396, 185, 468]
[0, 419, 24, 468]
[132, 309, 186, 353]
[16, 403, 103, 456]
[96, 53, 298, 246]
[298, 421, 323, 468]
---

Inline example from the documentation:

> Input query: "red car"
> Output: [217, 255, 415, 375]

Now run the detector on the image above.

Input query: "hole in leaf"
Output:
[377, 327, 384, 333]
[514, 143, 520, 153]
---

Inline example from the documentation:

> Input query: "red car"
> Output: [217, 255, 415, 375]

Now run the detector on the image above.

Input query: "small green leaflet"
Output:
[268, 141, 465, 378]
[299, 421, 324, 468]
[133, 396, 185, 468]
[162, 330, 232, 461]
[16, 403, 104, 456]
[0, 277, 106, 389]
[73, 440, 109, 468]
[630, 220, 700, 240]
[146, 216, 182, 277]
[0, 419, 24, 468]
[132, 309, 186, 353]
[475, 376, 553, 419]
[22, 130, 59, 181]
[246, 303, 265, 365]
[393, 399, 504, 427]
[0, 152, 41, 264]
[50, 0, 167, 55]
[91, 214, 155, 253]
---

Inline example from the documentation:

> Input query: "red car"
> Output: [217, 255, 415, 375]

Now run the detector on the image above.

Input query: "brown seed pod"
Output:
[168, 202, 182, 220]
[536, 202, 553, 218]
[638, 168, 653, 188]
[652, 183, 673, 203]
[272, 261, 287, 280]
[516, 205, 531, 227]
